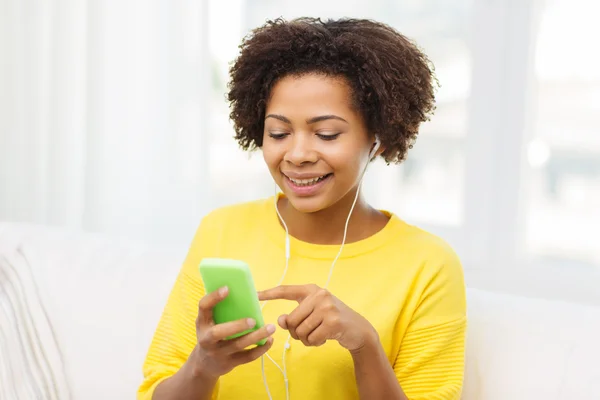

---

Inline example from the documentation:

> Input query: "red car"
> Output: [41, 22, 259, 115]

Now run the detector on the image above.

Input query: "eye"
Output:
[268, 132, 289, 140]
[316, 133, 341, 141]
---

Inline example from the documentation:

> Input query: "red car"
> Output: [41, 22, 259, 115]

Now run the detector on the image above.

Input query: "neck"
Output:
[278, 189, 384, 245]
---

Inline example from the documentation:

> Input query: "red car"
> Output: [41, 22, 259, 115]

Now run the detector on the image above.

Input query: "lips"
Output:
[285, 173, 332, 187]
[282, 172, 333, 196]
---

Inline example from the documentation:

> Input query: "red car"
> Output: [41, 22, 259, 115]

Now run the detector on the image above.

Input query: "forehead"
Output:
[266, 73, 355, 116]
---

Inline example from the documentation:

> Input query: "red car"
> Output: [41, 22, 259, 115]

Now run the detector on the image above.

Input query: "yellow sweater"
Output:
[138, 196, 467, 399]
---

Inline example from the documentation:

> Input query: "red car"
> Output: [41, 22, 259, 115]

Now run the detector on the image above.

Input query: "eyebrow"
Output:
[265, 114, 348, 124]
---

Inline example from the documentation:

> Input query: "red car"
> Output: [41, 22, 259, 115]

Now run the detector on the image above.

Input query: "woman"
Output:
[138, 17, 466, 400]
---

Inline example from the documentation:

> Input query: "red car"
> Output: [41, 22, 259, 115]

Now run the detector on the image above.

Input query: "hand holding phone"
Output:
[199, 258, 268, 344]
[192, 258, 276, 379]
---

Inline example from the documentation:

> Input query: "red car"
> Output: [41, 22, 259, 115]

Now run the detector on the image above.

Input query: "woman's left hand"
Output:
[258, 284, 377, 352]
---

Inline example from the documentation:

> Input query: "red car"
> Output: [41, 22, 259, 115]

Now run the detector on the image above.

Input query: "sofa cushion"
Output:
[464, 288, 600, 399]
[0, 222, 185, 400]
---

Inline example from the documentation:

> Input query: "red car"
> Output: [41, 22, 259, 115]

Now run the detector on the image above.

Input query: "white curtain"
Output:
[0, 0, 214, 245]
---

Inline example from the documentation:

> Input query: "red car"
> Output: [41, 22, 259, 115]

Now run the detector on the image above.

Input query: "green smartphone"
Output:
[198, 258, 267, 345]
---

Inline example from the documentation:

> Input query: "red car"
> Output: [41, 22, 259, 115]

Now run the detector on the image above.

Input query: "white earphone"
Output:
[370, 136, 381, 160]
[261, 136, 381, 400]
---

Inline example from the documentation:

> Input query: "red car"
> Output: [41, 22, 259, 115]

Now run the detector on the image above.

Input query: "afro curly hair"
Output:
[227, 17, 437, 164]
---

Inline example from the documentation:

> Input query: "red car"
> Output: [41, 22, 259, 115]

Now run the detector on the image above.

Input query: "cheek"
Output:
[328, 150, 365, 182]
[262, 143, 281, 172]
[337, 164, 362, 188]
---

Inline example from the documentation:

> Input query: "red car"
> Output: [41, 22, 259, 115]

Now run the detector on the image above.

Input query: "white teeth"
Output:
[288, 175, 328, 186]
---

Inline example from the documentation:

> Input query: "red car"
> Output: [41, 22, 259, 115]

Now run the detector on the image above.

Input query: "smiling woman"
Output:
[262, 74, 375, 216]
[139, 17, 466, 400]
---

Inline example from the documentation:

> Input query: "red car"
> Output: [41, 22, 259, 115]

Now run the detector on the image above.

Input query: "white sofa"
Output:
[1, 222, 599, 400]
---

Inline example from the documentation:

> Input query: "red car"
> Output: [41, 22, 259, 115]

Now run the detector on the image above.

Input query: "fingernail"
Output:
[219, 286, 228, 296]
[247, 318, 256, 328]
[266, 324, 276, 334]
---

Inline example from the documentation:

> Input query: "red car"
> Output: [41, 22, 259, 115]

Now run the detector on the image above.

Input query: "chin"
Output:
[284, 194, 330, 214]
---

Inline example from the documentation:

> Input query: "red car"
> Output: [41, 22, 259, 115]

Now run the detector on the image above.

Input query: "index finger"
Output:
[197, 286, 229, 325]
[258, 285, 313, 302]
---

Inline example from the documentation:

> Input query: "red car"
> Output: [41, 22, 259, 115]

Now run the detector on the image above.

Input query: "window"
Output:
[364, 1, 472, 227]
[525, 0, 600, 266]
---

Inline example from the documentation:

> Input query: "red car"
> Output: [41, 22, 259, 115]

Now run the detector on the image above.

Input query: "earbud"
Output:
[369, 136, 381, 160]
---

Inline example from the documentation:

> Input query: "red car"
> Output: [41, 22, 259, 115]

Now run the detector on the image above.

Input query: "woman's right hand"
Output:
[191, 286, 276, 379]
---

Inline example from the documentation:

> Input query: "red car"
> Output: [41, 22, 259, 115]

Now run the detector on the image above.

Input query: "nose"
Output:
[283, 134, 318, 166]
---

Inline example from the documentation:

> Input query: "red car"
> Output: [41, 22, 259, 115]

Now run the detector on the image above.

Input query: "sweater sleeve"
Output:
[137, 216, 220, 400]
[394, 250, 467, 400]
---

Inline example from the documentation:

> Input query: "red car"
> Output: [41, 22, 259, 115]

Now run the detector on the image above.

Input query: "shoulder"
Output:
[383, 216, 464, 288]
[181, 197, 273, 274]
[193, 196, 276, 246]
[390, 216, 461, 266]
[199, 197, 272, 230]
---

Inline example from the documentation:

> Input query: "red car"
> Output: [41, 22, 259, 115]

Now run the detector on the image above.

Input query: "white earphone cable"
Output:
[259, 191, 291, 400]
[261, 140, 379, 400]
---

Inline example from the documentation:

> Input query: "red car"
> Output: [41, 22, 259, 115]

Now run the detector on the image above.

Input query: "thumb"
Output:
[278, 314, 288, 330]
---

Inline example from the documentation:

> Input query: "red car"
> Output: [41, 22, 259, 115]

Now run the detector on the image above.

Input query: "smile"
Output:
[282, 173, 333, 196]
[285, 174, 332, 187]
